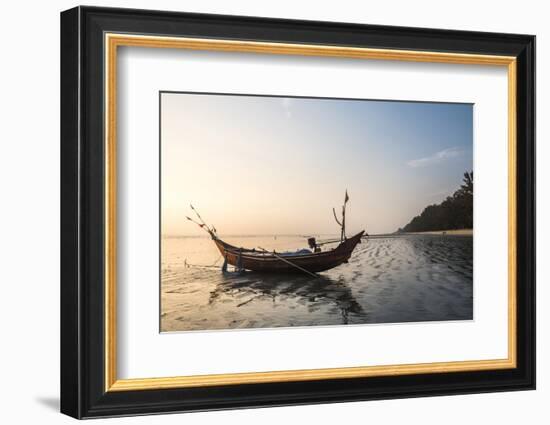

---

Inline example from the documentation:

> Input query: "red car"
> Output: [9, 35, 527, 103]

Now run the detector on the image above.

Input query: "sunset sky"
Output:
[161, 92, 473, 236]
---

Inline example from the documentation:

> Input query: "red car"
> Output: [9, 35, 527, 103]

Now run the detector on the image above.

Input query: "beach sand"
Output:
[407, 229, 473, 236]
[161, 234, 473, 332]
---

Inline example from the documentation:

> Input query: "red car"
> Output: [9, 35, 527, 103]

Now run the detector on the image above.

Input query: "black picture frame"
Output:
[61, 5, 535, 419]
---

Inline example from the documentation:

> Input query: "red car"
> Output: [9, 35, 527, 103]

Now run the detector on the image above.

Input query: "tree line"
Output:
[398, 171, 473, 233]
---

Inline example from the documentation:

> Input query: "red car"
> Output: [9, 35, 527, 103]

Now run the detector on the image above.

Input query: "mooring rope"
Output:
[184, 254, 223, 270]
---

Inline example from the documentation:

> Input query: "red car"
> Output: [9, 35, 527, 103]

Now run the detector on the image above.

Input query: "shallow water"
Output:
[161, 234, 473, 332]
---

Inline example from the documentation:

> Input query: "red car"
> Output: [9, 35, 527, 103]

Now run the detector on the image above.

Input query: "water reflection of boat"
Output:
[208, 272, 366, 325]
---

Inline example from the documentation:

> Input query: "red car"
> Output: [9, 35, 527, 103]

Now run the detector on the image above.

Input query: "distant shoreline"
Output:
[163, 233, 342, 239]
[406, 229, 473, 236]
[166, 230, 474, 239]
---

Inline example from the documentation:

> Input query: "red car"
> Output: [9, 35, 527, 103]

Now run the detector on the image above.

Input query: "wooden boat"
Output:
[212, 231, 365, 273]
[186, 191, 365, 274]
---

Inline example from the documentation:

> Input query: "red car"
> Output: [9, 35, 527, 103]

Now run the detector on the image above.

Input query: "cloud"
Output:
[407, 146, 463, 168]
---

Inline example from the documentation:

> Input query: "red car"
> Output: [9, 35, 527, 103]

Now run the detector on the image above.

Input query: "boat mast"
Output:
[341, 190, 349, 241]
[333, 190, 349, 242]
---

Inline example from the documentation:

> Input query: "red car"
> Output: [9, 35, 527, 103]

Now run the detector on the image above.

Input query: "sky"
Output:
[161, 92, 472, 236]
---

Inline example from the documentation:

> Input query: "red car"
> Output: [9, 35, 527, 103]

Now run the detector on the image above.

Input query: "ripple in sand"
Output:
[161, 234, 473, 331]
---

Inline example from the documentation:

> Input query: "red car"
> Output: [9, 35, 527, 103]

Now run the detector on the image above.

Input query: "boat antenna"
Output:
[332, 208, 342, 227]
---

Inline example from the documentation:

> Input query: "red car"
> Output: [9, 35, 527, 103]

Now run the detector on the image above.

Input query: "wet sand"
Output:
[161, 234, 473, 332]
[409, 229, 473, 236]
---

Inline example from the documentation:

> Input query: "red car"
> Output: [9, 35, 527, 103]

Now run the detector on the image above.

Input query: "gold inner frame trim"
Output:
[104, 33, 518, 392]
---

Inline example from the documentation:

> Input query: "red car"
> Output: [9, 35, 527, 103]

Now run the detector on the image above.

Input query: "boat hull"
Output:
[213, 231, 365, 273]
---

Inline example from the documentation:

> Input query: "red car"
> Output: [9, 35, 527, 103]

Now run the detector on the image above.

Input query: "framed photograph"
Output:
[60, 6, 535, 419]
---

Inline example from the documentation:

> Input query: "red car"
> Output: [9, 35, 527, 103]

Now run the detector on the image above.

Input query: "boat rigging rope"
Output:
[184, 253, 223, 270]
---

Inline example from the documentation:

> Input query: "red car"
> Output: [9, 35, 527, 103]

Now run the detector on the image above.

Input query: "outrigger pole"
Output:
[186, 204, 217, 238]
[257, 247, 318, 278]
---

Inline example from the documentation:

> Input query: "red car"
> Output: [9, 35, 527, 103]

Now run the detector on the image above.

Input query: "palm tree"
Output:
[460, 171, 473, 196]
[400, 170, 474, 232]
